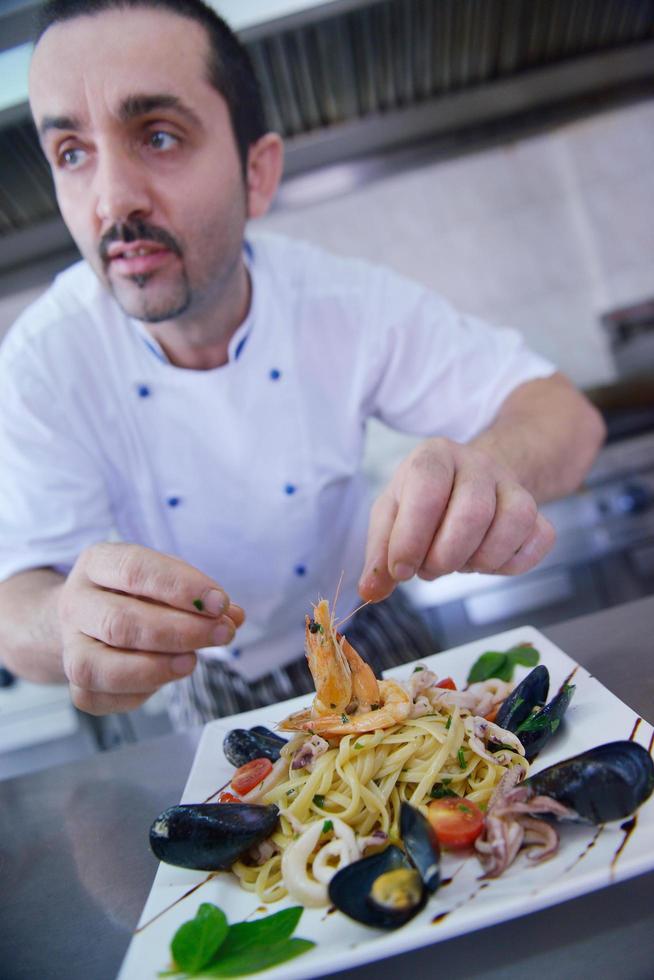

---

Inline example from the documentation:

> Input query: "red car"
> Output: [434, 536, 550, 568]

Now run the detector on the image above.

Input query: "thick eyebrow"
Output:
[37, 94, 202, 141]
[118, 93, 203, 128]
[39, 114, 82, 139]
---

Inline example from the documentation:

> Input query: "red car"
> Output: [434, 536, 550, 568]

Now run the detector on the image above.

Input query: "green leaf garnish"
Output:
[171, 903, 228, 974]
[203, 939, 315, 976]
[341, 714, 349, 724]
[457, 748, 466, 769]
[322, 820, 334, 833]
[507, 644, 539, 667]
[192, 598, 204, 611]
[445, 716, 452, 730]
[413, 665, 424, 672]
[312, 794, 325, 808]
[467, 651, 508, 683]
[354, 742, 363, 750]
[467, 644, 540, 683]
[166, 906, 314, 978]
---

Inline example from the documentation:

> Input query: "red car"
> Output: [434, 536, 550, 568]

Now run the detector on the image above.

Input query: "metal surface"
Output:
[0, 597, 653, 980]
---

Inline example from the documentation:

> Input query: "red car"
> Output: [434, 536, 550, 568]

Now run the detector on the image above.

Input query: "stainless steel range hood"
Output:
[1, 0, 653, 276]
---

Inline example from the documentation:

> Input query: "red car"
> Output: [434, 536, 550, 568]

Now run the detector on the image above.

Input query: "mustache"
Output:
[99, 220, 182, 262]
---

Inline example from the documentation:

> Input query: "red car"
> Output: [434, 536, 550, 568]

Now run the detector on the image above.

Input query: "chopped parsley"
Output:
[354, 742, 363, 750]
[430, 784, 457, 799]
[322, 820, 333, 834]
[192, 598, 204, 611]
[445, 716, 452, 730]
[312, 794, 325, 808]
[413, 666, 424, 673]
[457, 748, 466, 769]
[341, 714, 349, 724]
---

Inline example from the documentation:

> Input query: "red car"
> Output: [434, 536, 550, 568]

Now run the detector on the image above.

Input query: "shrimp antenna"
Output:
[331, 569, 345, 619]
[334, 598, 371, 631]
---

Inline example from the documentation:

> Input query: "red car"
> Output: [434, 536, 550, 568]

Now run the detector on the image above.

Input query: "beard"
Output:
[99, 219, 190, 323]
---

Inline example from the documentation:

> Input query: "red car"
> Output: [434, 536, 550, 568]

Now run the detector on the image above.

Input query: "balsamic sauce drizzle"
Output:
[134, 872, 219, 933]
[431, 879, 489, 924]
[628, 717, 642, 742]
[562, 826, 604, 875]
[611, 816, 638, 870]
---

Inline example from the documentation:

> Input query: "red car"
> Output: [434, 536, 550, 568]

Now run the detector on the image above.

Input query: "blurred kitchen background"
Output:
[1, 0, 653, 778]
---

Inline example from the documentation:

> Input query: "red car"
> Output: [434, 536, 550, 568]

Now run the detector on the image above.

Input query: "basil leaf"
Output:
[506, 644, 539, 668]
[467, 651, 508, 683]
[494, 657, 515, 682]
[467, 645, 540, 683]
[216, 907, 303, 957]
[171, 903, 228, 974]
[203, 938, 315, 977]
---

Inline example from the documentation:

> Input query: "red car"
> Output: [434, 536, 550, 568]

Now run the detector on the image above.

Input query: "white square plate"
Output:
[117, 626, 654, 980]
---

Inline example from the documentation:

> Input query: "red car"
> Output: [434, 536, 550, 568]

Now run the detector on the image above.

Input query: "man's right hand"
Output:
[57, 542, 244, 715]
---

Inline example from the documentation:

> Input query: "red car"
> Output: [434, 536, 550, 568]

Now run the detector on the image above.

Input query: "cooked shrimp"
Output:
[305, 600, 352, 715]
[279, 679, 411, 736]
[304, 598, 380, 716]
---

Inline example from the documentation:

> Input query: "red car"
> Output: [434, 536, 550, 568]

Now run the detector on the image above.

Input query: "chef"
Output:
[0, 0, 605, 729]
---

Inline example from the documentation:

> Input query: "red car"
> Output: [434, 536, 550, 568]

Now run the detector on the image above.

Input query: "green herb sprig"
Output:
[467, 644, 539, 684]
[162, 903, 314, 978]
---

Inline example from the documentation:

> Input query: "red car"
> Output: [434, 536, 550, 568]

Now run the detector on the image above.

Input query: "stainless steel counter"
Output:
[1, 597, 653, 980]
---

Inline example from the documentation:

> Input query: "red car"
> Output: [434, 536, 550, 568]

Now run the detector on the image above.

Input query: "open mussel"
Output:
[400, 800, 441, 893]
[526, 740, 654, 823]
[328, 803, 440, 929]
[495, 664, 548, 731]
[223, 726, 287, 767]
[149, 802, 279, 870]
[495, 665, 575, 761]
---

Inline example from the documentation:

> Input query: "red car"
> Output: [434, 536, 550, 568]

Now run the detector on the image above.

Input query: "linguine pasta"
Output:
[232, 679, 529, 905]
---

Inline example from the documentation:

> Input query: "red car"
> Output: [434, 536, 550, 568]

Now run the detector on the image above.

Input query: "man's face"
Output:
[29, 8, 248, 323]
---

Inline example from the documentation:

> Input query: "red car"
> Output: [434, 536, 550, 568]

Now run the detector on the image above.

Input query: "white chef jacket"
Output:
[0, 232, 555, 679]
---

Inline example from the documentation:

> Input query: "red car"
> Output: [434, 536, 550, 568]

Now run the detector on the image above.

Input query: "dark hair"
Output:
[35, 0, 267, 171]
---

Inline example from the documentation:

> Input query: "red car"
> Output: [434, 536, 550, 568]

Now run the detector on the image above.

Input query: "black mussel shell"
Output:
[526, 741, 654, 823]
[250, 725, 287, 745]
[223, 727, 287, 767]
[400, 802, 440, 893]
[516, 681, 575, 761]
[495, 665, 549, 732]
[328, 845, 425, 929]
[149, 802, 279, 870]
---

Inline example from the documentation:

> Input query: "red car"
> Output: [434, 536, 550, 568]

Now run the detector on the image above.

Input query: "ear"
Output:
[246, 132, 284, 219]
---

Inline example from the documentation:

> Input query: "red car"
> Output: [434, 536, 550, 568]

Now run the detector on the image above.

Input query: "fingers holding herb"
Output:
[76, 542, 234, 616]
[57, 542, 243, 716]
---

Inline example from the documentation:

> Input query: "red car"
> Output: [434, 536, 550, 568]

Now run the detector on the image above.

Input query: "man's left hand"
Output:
[358, 436, 556, 602]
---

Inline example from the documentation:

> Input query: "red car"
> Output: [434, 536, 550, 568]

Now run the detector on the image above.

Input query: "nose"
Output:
[93, 145, 152, 227]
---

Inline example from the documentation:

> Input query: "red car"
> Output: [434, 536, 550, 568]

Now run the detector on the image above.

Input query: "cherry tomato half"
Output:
[231, 757, 273, 795]
[427, 797, 485, 848]
[435, 677, 457, 690]
[217, 791, 241, 803]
